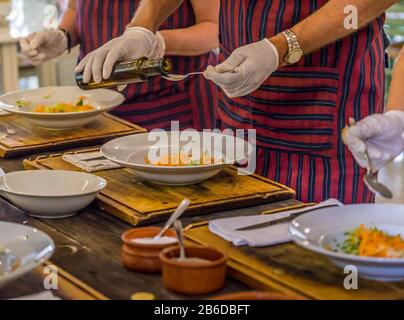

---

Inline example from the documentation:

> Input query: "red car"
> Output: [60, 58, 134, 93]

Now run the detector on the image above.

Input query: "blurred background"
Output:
[0, 0, 402, 203]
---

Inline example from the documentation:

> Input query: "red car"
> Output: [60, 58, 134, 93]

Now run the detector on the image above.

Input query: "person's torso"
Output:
[75, 0, 218, 130]
[218, 0, 388, 156]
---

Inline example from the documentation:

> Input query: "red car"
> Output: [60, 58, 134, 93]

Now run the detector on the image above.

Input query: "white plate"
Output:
[101, 131, 253, 185]
[0, 222, 55, 289]
[0, 86, 125, 130]
[289, 204, 404, 282]
[0, 170, 107, 218]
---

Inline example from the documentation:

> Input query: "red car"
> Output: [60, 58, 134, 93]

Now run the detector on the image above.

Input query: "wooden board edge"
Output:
[33, 262, 109, 300]
[0, 114, 146, 159]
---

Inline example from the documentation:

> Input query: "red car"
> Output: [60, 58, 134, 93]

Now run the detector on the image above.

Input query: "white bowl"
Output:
[289, 204, 404, 282]
[0, 221, 55, 289]
[0, 170, 107, 218]
[0, 86, 125, 130]
[101, 131, 253, 186]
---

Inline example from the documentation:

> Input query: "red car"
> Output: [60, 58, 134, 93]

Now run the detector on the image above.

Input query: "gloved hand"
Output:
[75, 27, 166, 84]
[203, 39, 279, 98]
[343, 111, 404, 172]
[20, 29, 67, 65]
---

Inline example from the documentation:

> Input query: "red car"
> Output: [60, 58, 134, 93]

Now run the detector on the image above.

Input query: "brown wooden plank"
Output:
[185, 225, 404, 300]
[0, 113, 146, 158]
[23, 153, 295, 226]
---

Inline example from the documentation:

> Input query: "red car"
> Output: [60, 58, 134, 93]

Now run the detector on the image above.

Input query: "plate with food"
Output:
[289, 204, 404, 282]
[0, 222, 55, 289]
[101, 131, 252, 185]
[0, 86, 125, 130]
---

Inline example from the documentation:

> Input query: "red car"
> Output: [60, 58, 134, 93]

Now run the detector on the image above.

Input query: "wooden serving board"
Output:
[184, 222, 404, 300]
[23, 150, 295, 226]
[0, 113, 146, 158]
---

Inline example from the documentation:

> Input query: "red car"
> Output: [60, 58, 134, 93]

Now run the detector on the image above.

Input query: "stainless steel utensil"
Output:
[161, 72, 204, 82]
[235, 204, 340, 231]
[363, 151, 393, 199]
[348, 118, 393, 199]
[155, 199, 191, 240]
[174, 220, 186, 261]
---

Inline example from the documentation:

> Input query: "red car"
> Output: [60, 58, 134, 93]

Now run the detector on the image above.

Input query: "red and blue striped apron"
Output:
[76, 0, 217, 131]
[219, 0, 388, 204]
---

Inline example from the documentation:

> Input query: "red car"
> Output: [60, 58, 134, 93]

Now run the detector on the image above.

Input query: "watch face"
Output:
[287, 49, 303, 64]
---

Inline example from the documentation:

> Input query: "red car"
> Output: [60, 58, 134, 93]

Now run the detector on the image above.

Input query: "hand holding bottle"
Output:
[75, 27, 166, 84]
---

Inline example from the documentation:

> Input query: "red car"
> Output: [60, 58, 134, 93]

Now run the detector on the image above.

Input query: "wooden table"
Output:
[0, 149, 300, 300]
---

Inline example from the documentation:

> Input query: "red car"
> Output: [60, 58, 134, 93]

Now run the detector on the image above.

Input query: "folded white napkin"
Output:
[62, 151, 122, 173]
[209, 199, 343, 247]
[11, 291, 61, 300]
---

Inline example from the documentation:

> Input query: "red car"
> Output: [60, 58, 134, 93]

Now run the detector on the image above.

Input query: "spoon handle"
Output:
[174, 220, 186, 260]
[156, 199, 191, 239]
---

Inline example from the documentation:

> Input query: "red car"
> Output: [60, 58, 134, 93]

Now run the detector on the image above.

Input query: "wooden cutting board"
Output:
[23, 150, 296, 226]
[0, 113, 146, 158]
[184, 222, 404, 300]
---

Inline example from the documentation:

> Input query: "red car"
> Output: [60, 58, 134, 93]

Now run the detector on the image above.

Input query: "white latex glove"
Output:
[343, 111, 404, 172]
[75, 27, 165, 84]
[203, 39, 279, 98]
[20, 29, 67, 65]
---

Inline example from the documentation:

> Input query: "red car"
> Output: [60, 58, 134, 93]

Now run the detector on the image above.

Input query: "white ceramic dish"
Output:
[101, 131, 253, 186]
[289, 204, 404, 282]
[0, 221, 55, 289]
[0, 86, 125, 130]
[0, 170, 107, 218]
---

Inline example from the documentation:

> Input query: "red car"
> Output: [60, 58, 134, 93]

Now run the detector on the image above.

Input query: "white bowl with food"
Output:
[0, 170, 107, 219]
[0, 221, 55, 289]
[0, 86, 125, 130]
[289, 204, 404, 282]
[101, 131, 253, 186]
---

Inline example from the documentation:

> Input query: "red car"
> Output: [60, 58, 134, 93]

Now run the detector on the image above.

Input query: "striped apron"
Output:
[219, 0, 388, 204]
[76, 0, 218, 131]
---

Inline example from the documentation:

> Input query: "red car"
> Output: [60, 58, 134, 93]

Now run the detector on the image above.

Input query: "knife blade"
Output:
[235, 204, 340, 231]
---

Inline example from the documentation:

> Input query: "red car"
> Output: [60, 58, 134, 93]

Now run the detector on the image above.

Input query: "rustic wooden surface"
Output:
[23, 151, 295, 226]
[0, 113, 146, 158]
[0, 148, 301, 300]
[185, 226, 404, 300]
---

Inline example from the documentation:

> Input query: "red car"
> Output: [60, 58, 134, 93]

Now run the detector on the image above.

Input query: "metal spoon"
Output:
[161, 72, 204, 82]
[174, 220, 186, 261]
[348, 118, 393, 199]
[154, 199, 191, 240]
[363, 151, 393, 199]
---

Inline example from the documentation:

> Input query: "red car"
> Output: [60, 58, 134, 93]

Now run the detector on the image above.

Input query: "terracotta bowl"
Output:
[210, 291, 306, 300]
[121, 227, 177, 273]
[159, 246, 229, 295]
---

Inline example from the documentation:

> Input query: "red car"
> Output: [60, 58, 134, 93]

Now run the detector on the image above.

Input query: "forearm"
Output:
[269, 0, 398, 65]
[128, 0, 185, 32]
[387, 47, 404, 112]
[58, 0, 79, 46]
[160, 23, 218, 56]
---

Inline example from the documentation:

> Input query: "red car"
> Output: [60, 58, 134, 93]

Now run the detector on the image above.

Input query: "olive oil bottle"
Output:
[76, 57, 172, 90]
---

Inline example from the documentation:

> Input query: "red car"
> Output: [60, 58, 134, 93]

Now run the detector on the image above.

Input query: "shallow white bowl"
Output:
[0, 86, 124, 130]
[101, 131, 253, 186]
[289, 204, 404, 282]
[0, 170, 107, 218]
[0, 221, 55, 289]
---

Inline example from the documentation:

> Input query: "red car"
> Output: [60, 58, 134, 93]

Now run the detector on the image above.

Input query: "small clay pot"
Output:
[159, 246, 228, 295]
[121, 227, 177, 273]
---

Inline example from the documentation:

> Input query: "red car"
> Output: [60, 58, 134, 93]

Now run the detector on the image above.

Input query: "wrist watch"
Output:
[59, 28, 72, 53]
[281, 29, 303, 65]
